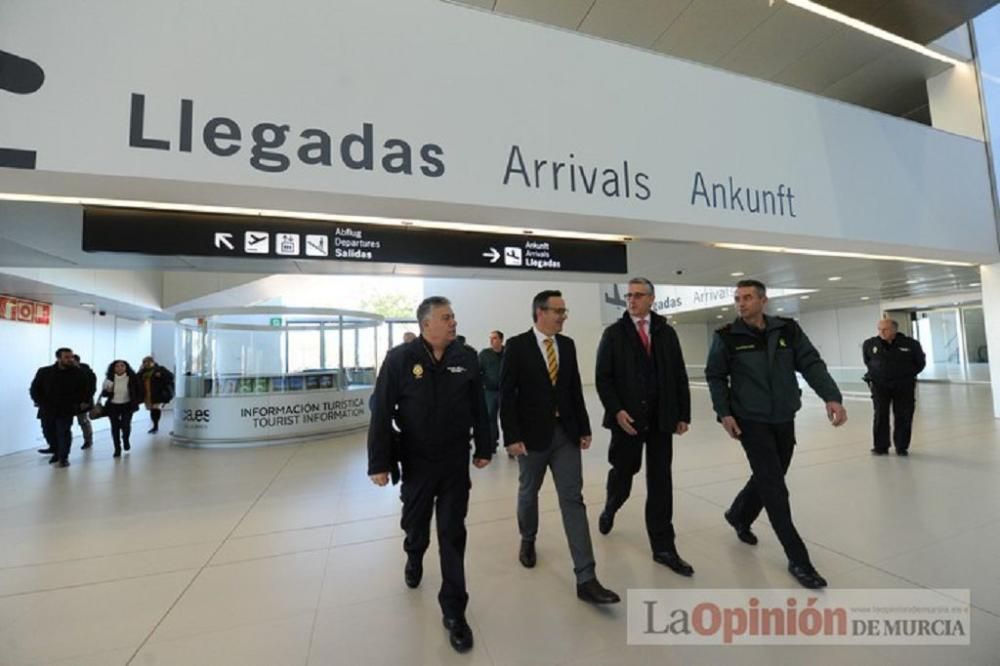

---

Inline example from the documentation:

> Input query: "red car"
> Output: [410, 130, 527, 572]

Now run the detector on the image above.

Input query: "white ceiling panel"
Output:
[493, 0, 595, 30]
[651, 0, 777, 64]
[579, 0, 691, 48]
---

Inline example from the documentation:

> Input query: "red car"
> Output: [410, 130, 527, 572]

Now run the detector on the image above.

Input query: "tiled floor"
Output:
[1, 384, 999, 665]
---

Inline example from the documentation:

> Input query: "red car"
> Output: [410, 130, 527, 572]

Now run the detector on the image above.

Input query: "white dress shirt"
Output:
[532, 326, 560, 368]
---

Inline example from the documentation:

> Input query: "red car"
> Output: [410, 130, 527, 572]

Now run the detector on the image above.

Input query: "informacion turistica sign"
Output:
[81, 207, 627, 274]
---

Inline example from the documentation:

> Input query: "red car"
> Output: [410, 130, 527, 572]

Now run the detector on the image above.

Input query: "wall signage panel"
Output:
[0, 294, 51, 325]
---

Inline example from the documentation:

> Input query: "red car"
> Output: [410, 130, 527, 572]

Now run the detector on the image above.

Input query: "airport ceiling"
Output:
[448, 0, 999, 123]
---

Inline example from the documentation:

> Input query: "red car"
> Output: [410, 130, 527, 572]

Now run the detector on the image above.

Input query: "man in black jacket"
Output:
[30, 347, 89, 467]
[367, 296, 492, 654]
[595, 278, 693, 576]
[863, 318, 926, 456]
[705, 280, 846, 589]
[72, 354, 97, 449]
[478, 330, 504, 450]
[500, 290, 619, 605]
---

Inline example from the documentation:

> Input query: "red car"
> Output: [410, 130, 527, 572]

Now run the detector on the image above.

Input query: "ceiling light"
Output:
[970, 282, 981, 287]
[860, 296, 870, 301]
[720, 307, 728, 311]
[906, 279, 919, 285]
[716, 315, 724, 319]
[712, 242, 975, 267]
[0, 193, 627, 242]
[800, 295, 810, 300]
[779, 0, 964, 67]
[80, 302, 95, 308]
[827, 276, 842, 281]
[730, 271, 744, 277]
[777, 307, 785, 312]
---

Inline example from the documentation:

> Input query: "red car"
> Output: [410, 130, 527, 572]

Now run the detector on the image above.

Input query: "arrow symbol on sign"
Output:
[214, 232, 234, 250]
[482, 247, 500, 263]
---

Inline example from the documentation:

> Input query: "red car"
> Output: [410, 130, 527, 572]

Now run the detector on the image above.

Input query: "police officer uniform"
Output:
[705, 315, 842, 579]
[367, 335, 493, 622]
[863, 332, 926, 454]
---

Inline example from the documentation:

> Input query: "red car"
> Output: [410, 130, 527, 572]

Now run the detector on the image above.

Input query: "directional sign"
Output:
[81, 207, 628, 273]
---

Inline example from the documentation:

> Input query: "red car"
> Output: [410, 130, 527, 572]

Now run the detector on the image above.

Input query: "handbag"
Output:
[89, 401, 107, 420]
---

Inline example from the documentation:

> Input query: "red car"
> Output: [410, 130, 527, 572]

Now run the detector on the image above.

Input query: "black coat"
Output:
[30, 363, 90, 417]
[142, 364, 175, 404]
[367, 337, 492, 475]
[862, 334, 926, 388]
[499, 329, 591, 451]
[595, 311, 691, 433]
[79, 362, 98, 408]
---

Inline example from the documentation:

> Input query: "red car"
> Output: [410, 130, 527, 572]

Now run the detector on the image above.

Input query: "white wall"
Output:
[674, 322, 713, 374]
[798, 303, 882, 368]
[423, 279, 603, 385]
[0, 304, 152, 457]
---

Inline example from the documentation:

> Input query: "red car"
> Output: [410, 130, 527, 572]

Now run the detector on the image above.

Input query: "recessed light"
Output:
[860, 296, 870, 301]
[720, 307, 729, 311]
[80, 302, 95, 308]
[828, 276, 842, 281]
[716, 315, 724, 319]
[730, 271, 745, 277]
[970, 282, 981, 287]
[800, 295, 810, 300]
[906, 279, 918, 285]
[777, 307, 785, 312]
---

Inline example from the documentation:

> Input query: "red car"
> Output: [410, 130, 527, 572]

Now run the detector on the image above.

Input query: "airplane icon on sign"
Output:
[244, 232, 270, 254]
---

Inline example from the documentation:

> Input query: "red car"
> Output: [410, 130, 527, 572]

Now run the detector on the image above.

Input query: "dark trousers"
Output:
[729, 419, 810, 566]
[400, 460, 471, 619]
[76, 412, 93, 446]
[517, 424, 596, 584]
[150, 408, 162, 429]
[603, 426, 675, 553]
[484, 389, 500, 447]
[872, 382, 916, 452]
[107, 403, 134, 449]
[41, 413, 73, 462]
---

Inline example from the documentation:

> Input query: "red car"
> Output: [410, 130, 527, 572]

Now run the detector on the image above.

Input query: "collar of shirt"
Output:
[533, 326, 560, 366]
[631, 315, 650, 330]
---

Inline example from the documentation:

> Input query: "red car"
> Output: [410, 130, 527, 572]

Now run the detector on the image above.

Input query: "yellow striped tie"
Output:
[544, 337, 558, 386]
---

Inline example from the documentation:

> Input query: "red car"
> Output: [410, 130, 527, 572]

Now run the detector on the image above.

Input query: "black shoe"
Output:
[871, 448, 889, 456]
[896, 449, 909, 456]
[442, 616, 473, 653]
[81, 442, 93, 450]
[404, 556, 422, 589]
[48, 456, 59, 464]
[113, 449, 121, 458]
[57, 460, 70, 468]
[37, 448, 54, 455]
[598, 510, 614, 536]
[576, 578, 621, 604]
[123, 441, 131, 451]
[724, 510, 758, 545]
[653, 550, 695, 577]
[788, 562, 827, 589]
[519, 540, 536, 568]
[147, 428, 157, 434]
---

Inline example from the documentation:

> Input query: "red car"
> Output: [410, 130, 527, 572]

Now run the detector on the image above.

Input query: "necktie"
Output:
[544, 337, 558, 385]
[637, 319, 651, 356]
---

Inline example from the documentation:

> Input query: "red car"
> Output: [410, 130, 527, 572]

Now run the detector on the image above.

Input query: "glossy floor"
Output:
[1, 384, 998, 665]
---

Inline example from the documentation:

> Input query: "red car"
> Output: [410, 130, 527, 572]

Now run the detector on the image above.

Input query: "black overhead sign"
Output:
[82, 208, 627, 274]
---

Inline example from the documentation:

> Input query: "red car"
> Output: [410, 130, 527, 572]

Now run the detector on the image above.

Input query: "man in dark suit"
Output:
[862, 318, 926, 456]
[595, 277, 694, 576]
[500, 289, 619, 605]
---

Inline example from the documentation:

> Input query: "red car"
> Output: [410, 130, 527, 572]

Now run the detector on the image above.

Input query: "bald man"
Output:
[862, 319, 926, 456]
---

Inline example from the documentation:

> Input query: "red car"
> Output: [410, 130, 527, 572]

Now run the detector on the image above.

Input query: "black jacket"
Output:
[79, 362, 97, 409]
[706, 315, 842, 424]
[142, 364, 175, 404]
[862, 334, 926, 387]
[102, 371, 145, 412]
[367, 336, 493, 475]
[596, 311, 691, 433]
[30, 363, 90, 417]
[478, 348, 504, 392]
[499, 329, 591, 451]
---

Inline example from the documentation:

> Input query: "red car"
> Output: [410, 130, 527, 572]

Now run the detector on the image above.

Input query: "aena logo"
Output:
[0, 50, 45, 169]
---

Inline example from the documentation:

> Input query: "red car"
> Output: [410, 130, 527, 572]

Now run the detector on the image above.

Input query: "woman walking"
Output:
[102, 360, 143, 457]
[140, 356, 175, 434]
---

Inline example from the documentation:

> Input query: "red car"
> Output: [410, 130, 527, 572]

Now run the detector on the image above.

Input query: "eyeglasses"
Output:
[541, 307, 569, 315]
[624, 292, 651, 299]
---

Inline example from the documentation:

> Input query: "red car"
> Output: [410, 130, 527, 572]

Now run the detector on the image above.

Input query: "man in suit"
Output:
[862, 318, 925, 456]
[368, 296, 493, 653]
[595, 277, 694, 576]
[500, 289, 619, 605]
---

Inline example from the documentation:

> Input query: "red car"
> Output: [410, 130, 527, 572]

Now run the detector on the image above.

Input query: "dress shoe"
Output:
[123, 441, 131, 451]
[147, 427, 158, 434]
[113, 449, 122, 458]
[518, 540, 536, 568]
[37, 448, 54, 455]
[896, 449, 909, 457]
[653, 550, 695, 577]
[442, 616, 473, 653]
[871, 448, 889, 455]
[81, 442, 93, 450]
[404, 556, 423, 589]
[788, 562, 827, 589]
[48, 456, 59, 464]
[57, 460, 70, 468]
[598, 510, 614, 535]
[576, 578, 621, 604]
[724, 510, 758, 545]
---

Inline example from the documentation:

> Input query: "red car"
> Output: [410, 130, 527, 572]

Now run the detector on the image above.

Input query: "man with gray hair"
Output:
[595, 277, 693, 576]
[862, 318, 925, 455]
[368, 296, 494, 653]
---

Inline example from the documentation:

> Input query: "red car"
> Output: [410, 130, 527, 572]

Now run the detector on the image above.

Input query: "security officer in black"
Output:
[367, 296, 493, 654]
[863, 318, 926, 456]
[706, 280, 847, 590]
